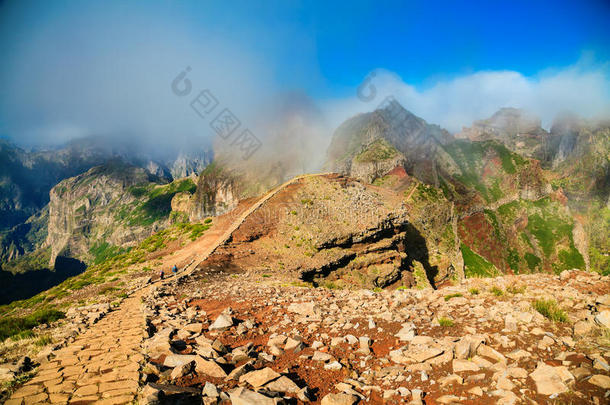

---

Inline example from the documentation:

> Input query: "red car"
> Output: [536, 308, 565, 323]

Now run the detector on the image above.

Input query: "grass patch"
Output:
[175, 222, 212, 241]
[444, 293, 463, 301]
[0, 370, 37, 402]
[468, 288, 480, 295]
[100, 286, 119, 295]
[287, 281, 313, 288]
[34, 334, 53, 347]
[461, 243, 498, 278]
[319, 281, 341, 290]
[0, 308, 65, 341]
[533, 299, 568, 323]
[89, 242, 127, 265]
[438, 317, 455, 327]
[412, 262, 431, 289]
[490, 286, 504, 297]
[507, 285, 527, 294]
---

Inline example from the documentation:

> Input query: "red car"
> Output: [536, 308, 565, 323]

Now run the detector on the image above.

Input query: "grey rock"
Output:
[210, 314, 233, 330]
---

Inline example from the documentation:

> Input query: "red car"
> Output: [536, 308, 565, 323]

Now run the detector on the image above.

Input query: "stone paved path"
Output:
[7, 293, 146, 405]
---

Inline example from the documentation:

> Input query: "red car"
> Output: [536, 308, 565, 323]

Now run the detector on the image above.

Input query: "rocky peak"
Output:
[457, 108, 552, 163]
[325, 101, 453, 184]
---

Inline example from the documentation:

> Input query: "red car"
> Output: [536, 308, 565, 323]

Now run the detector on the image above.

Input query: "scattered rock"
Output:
[264, 376, 301, 393]
[588, 374, 610, 389]
[229, 387, 276, 405]
[209, 314, 233, 330]
[529, 362, 569, 396]
[320, 392, 358, 405]
[240, 367, 281, 388]
[195, 357, 227, 378]
[594, 310, 610, 328]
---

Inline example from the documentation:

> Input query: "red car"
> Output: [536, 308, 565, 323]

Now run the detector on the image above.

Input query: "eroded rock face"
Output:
[46, 163, 160, 265]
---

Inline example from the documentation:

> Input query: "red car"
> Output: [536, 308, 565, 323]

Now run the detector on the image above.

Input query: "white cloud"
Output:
[325, 61, 610, 132]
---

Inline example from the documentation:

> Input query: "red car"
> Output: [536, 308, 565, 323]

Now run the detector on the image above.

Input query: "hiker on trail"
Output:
[160, 269, 164, 280]
[172, 265, 178, 275]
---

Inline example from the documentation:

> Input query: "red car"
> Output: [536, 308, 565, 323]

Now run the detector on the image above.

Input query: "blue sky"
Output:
[0, 0, 609, 146]
[308, 0, 610, 93]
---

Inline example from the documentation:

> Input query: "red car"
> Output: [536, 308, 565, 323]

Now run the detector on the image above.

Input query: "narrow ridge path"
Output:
[183, 172, 333, 276]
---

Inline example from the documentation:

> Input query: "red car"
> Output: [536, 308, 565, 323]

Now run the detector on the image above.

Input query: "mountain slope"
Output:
[324, 102, 593, 278]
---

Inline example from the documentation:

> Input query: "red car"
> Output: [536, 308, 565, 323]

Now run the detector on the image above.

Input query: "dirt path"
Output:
[7, 173, 332, 405]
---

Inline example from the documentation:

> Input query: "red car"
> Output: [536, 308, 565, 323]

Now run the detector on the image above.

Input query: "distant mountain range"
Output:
[1, 103, 608, 303]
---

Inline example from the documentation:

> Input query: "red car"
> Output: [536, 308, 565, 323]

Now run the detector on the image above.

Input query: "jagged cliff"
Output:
[0, 137, 216, 271]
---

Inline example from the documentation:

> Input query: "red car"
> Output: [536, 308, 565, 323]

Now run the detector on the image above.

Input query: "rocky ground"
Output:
[1, 173, 608, 404]
[136, 269, 610, 404]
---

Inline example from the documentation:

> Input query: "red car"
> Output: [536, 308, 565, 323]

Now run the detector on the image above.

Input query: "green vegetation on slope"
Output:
[0, 219, 213, 328]
[354, 138, 399, 163]
[486, 197, 586, 275]
[123, 178, 197, 226]
[588, 204, 610, 276]
[526, 200, 572, 257]
[460, 243, 498, 278]
[525, 197, 584, 273]
[442, 140, 527, 203]
[89, 243, 128, 265]
[0, 308, 64, 341]
[524, 252, 541, 271]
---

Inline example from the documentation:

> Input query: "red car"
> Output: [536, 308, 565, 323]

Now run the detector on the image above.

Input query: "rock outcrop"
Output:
[170, 162, 240, 221]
